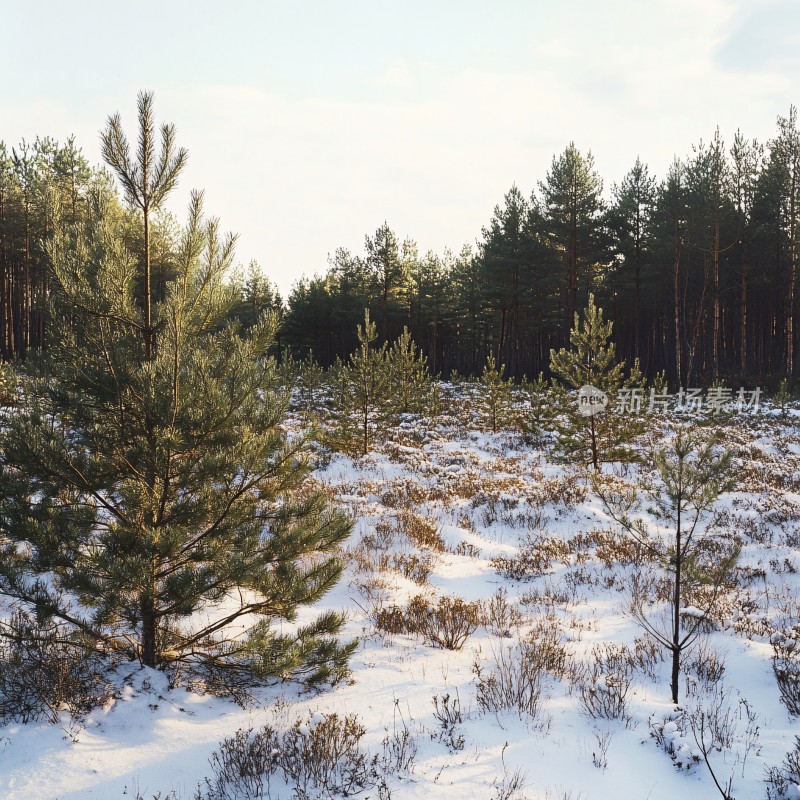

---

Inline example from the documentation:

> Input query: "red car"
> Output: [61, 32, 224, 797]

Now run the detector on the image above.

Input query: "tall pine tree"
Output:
[0, 95, 354, 685]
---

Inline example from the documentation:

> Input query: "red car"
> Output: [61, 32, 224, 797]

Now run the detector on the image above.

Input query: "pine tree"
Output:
[521, 372, 555, 440]
[322, 357, 354, 453]
[550, 294, 643, 470]
[231, 259, 283, 331]
[775, 377, 791, 416]
[365, 223, 405, 341]
[296, 354, 324, 425]
[592, 426, 736, 704]
[479, 354, 514, 433]
[770, 107, 800, 380]
[539, 143, 606, 326]
[387, 326, 431, 419]
[607, 157, 657, 362]
[685, 129, 737, 382]
[0, 97, 355, 685]
[729, 130, 763, 379]
[341, 309, 390, 455]
[100, 91, 188, 363]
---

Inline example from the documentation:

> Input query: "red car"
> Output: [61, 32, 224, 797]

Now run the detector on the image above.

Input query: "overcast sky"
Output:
[3, 0, 799, 296]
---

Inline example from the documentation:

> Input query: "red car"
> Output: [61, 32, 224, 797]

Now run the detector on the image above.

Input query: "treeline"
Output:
[3, 108, 800, 385]
[0, 138, 281, 359]
[0, 137, 91, 357]
[285, 111, 800, 386]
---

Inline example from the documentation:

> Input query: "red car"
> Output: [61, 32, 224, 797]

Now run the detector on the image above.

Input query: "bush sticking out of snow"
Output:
[396, 510, 446, 551]
[773, 632, 800, 716]
[649, 710, 701, 770]
[376, 594, 481, 650]
[0, 610, 115, 728]
[766, 736, 800, 799]
[481, 587, 525, 637]
[201, 710, 415, 800]
[474, 641, 545, 722]
[431, 691, 464, 751]
[576, 670, 631, 724]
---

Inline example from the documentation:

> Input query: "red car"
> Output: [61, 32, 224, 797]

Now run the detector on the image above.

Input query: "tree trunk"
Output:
[740, 242, 748, 379]
[590, 411, 598, 471]
[712, 221, 720, 381]
[140, 591, 157, 668]
[144, 202, 153, 360]
[673, 220, 682, 385]
[671, 495, 682, 705]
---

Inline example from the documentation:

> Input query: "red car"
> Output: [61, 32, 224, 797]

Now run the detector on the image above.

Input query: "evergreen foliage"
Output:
[539, 143, 606, 325]
[520, 372, 555, 440]
[775, 377, 791, 416]
[592, 426, 736, 704]
[336, 310, 390, 456]
[6, 111, 800, 382]
[386, 326, 431, 419]
[478, 354, 514, 433]
[0, 96, 355, 686]
[550, 294, 644, 470]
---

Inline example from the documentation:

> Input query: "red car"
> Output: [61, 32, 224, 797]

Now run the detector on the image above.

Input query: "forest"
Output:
[2, 108, 800, 386]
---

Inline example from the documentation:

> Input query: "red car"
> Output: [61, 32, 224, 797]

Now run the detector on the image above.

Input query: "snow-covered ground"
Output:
[1, 393, 799, 800]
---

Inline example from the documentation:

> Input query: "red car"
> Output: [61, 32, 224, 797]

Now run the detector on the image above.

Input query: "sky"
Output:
[3, 0, 799, 297]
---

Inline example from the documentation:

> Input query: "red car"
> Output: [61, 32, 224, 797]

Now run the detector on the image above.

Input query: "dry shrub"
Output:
[453, 540, 481, 559]
[473, 641, 545, 720]
[473, 616, 566, 721]
[377, 594, 481, 650]
[588, 642, 636, 680]
[0, 611, 114, 725]
[280, 714, 375, 799]
[714, 508, 773, 545]
[482, 588, 525, 637]
[397, 510, 445, 551]
[527, 616, 569, 679]
[566, 530, 594, 564]
[499, 508, 550, 530]
[371, 521, 398, 550]
[348, 540, 391, 576]
[432, 692, 464, 751]
[577, 672, 631, 723]
[520, 578, 579, 611]
[492, 535, 570, 581]
[574, 645, 632, 723]
[591, 529, 653, 567]
[380, 480, 432, 508]
[766, 736, 800, 799]
[202, 711, 412, 800]
[683, 638, 726, 690]
[390, 552, 436, 584]
[644, 571, 676, 604]
[448, 473, 482, 500]
[561, 565, 599, 594]
[529, 475, 587, 507]
[203, 725, 281, 799]
[631, 635, 665, 680]
[773, 633, 800, 716]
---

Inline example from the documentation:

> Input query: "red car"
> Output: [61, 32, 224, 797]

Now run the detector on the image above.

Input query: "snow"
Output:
[1, 396, 800, 799]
